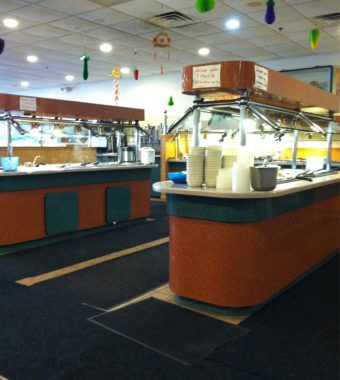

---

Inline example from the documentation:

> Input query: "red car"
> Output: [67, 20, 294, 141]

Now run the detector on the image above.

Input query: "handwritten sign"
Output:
[19, 97, 37, 112]
[193, 64, 221, 89]
[254, 65, 268, 91]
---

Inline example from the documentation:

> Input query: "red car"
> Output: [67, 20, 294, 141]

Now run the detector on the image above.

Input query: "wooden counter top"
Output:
[153, 172, 340, 199]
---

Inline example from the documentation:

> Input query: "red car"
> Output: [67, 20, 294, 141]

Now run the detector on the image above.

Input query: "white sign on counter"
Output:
[193, 64, 221, 88]
[254, 65, 268, 91]
[19, 97, 37, 112]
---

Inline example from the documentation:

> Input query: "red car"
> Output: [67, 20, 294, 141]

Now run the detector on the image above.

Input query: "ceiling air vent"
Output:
[147, 11, 196, 29]
[313, 12, 340, 27]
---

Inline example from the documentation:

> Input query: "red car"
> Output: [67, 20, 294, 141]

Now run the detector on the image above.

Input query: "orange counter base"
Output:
[0, 167, 152, 253]
[169, 195, 339, 309]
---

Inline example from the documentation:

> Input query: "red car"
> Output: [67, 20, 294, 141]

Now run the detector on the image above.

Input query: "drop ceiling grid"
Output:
[0, 0, 338, 91]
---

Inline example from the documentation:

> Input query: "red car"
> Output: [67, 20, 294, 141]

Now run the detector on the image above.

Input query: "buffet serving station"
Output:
[155, 60, 340, 312]
[0, 94, 155, 254]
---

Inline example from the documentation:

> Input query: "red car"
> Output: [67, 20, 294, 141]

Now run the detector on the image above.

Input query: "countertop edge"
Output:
[153, 174, 340, 199]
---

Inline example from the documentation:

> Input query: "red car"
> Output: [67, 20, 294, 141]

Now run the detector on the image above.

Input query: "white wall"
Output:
[15, 53, 340, 127]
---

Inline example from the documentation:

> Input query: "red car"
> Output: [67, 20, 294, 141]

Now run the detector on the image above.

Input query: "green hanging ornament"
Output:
[195, 0, 215, 13]
[80, 53, 90, 80]
[168, 96, 174, 106]
[309, 28, 320, 50]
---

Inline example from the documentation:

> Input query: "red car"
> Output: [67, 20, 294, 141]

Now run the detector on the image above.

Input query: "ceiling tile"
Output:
[89, 0, 131, 6]
[171, 23, 221, 38]
[82, 26, 131, 40]
[113, 19, 160, 34]
[24, 24, 71, 38]
[0, 0, 27, 13]
[195, 32, 239, 45]
[291, 0, 340, 17]
[78, 7, 133, 25]
[113, 0, 171, 18]
[9, 4, 66, 22]
[39, 0, 102, 15]
[208, 14, 258, 31]
[154, 0, 194, 10]
[51, 17, 99, 32]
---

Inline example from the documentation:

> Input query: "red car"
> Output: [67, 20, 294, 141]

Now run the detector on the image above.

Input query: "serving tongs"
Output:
[294, 168, 333, 182]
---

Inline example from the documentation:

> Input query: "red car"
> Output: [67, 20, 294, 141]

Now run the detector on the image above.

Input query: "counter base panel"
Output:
[0, 180, 150, 247]
[169, 195, 339, 308]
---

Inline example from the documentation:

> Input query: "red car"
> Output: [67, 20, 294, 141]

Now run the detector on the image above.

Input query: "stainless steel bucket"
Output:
[250, 165, 279, 191]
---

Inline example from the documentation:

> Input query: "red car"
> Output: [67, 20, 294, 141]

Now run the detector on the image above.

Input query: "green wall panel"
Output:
[106, 186, 131, 223]
[45, 191, 79, 235]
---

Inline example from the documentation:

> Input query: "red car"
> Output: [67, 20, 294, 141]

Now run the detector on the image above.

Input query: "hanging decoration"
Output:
[153, 31, 171, 75]
[195, 0, 215, 13]
[309, 28, 320, 50]
[264, 0, 275, 25]
[111, 67, 121, 105]
[168, 96, 174, 106]
[0, 38, 5, 56]
[80, 53, 90, 80]
[133, 49, 139, 80]
[133, 65, 139, 80]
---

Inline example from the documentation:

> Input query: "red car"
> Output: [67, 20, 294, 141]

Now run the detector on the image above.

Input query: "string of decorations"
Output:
[111, 67, 121, 105]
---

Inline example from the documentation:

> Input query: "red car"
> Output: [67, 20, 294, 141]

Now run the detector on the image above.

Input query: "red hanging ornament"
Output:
[153, 31, 171, 74]
[133, 65, 139, 80]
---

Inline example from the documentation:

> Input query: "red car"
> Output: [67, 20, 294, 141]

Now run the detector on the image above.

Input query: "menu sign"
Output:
[193, 64, 221, 88]
[19, 96, 37, 112]
[254, 65, 268, 91]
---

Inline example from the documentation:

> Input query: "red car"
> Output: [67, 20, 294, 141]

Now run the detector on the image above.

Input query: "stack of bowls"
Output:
[186, 154, 204, 187]
[222, 155, 237, 168]
[204, 147, 222, 187]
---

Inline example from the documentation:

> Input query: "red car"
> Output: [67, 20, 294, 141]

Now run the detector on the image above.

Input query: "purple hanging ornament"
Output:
[0, 38, 5, 55]
[265, 0, 275, 25]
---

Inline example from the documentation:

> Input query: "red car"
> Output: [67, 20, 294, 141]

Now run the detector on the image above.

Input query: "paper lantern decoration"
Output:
[309, 28, 320, 50]
[0, 39, 5, 56]
[111, 67, 121, 105]
[153, 31, 171, 74]
[265, 0, 275, 25]
[195, 0, 215, 13]
[168, 96, 174, 106]
[80, 53, 90, 80]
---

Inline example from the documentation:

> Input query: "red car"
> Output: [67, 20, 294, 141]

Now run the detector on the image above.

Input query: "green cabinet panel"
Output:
[151, 157, 161, 197]
[45, 191, 79, 235]
[106, 186, 131, 223]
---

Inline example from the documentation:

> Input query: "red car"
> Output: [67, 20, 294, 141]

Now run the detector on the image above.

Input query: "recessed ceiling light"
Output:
[26, 55, 38, 63]
[20, 81, 29, 87]
[120, 67, 130, 74]
[198, 47, 210, 56]
[99, 43, 112, 53]
[3, 18, 19, 28]
[65, 75, 75, 81]
[225, 18, 240, 30]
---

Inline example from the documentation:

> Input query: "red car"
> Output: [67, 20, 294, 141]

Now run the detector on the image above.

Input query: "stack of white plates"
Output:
[189, 146, 206, 156]
[222, 155, 237, 168]
[186, 154, 204, 187]
[204, 148, 222, 187]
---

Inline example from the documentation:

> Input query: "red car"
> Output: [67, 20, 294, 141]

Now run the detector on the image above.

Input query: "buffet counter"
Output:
[153, 173, 340, 312]
[0, 163, 156, 254]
